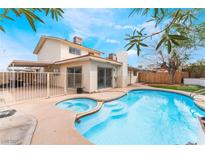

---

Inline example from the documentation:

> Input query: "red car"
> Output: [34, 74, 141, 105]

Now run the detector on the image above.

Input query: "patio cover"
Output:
[8, 60, 53, 67]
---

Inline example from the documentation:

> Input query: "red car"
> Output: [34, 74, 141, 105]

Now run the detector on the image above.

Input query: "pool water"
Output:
[75, 90, 205, 145]
[56, 98, 97, 113]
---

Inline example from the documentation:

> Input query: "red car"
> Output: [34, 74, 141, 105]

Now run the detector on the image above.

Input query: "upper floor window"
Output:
[69, 47, 81, 55]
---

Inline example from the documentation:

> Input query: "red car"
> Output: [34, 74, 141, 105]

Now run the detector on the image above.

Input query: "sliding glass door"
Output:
[67, 67, 82, 88]
[98, 67, 112, 89]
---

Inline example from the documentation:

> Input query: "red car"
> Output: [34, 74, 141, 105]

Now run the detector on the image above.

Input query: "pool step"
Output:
[77, 102, 128, 134]
[104, 100, 124, 107]
[190, 108, 204, 117]
[77, 108, 110, 134]
[191, 110, 203, 117]
[110, 104, 128, 118]
[57, 102, 72, 109]
[111, 103, 127, 112]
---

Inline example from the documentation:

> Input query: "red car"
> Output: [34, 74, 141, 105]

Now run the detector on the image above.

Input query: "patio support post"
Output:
[2, 71, 4, 93]
[12, 64, 15, 91]
[64, 73, 67, 94]
[47, 72, 50, 98]
[136, 72, 139, 83]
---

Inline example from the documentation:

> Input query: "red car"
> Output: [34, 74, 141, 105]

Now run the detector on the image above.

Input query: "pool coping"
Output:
[76, 101, 103, 122]
[75, 91, 128, 121]
[54, 90, 128, 122]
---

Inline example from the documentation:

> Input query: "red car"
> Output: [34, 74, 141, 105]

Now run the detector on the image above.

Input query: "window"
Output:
[69, 47, 81, 55]
[67, 67, 82, 88]
[98, 67, 112, 89]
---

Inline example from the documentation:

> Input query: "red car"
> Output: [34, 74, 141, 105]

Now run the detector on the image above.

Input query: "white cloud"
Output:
[63, 9, 114, 38]
[109, 24, 136, 31]
[106, 39, 120, 44]
[127, 49, 137, 56]
[111, 21, 160, 35]
[63, 9, 160, 38]
[62, 9, 161, 51]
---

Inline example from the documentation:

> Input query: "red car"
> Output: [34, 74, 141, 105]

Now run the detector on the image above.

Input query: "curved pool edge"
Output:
[75, 91, 128, 121]
[53, 97, 96, 145]
[53, 87, 205, 145]
[138, 87, 205, 112]
[54, 91, 128, 121]
[75, 87, 205, 145]
[55, 96, 98, 107]
[76, 101, 104, 121]
[56, 87, 205, 121]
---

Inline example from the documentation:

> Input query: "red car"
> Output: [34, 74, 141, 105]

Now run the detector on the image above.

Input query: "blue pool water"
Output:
[56, 98, 97, 113]
[75, 90, 205, 145]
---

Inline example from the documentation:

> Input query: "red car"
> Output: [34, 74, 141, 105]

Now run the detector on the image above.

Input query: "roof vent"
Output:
[73, 36, 83, 45]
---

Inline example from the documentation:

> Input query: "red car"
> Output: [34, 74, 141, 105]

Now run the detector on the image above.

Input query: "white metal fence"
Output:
[0, 72, 80, 105]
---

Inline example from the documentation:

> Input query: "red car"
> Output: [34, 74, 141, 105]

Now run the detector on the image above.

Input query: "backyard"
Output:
[149, 84, 205, 95]
[0, 8, 205, 146]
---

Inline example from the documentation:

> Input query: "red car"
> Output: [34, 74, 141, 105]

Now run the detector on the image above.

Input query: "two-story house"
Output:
[8, 36, 135, 93]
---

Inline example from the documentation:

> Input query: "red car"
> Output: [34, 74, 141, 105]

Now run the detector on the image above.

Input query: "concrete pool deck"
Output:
[1, 84, 205, 145]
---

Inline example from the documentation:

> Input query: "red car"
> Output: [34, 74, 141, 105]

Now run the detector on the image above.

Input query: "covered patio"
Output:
[8, 60, 54, 72]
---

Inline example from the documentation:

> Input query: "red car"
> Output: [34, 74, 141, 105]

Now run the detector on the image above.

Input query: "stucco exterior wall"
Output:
[88, 61, 119, 92]
[56, 60, 120, 93]
[60, 42, 89, 60]
[37, 39, 61, 62]
[128, 71, 138, 85]
[57, 61, 90, 92]
[37, 40, 91, 62]
[37, 40, 128, 93]
[116, 52, 128, 88]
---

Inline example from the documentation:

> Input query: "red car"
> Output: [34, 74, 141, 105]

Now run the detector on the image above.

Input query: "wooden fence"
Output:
[186, 71, 205, 78]
[138, 71, 188, 84]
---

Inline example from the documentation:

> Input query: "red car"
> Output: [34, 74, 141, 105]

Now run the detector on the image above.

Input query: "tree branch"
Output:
[141, 9, 181, 41]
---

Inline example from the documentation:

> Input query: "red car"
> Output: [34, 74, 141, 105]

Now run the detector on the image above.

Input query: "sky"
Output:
[0, 8, 204, 70]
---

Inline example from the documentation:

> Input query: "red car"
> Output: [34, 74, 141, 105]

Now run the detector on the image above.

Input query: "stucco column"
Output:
[116, 52, 128, 88]
[82, 62, 93, 93]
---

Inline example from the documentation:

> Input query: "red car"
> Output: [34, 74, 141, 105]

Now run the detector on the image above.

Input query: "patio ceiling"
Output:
[8, 60, 53, 67]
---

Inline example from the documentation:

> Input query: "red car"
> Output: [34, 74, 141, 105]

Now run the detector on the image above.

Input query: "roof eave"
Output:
[54, 55, 122, 66]
[33, 37, 47, 55]
[33, 36, 104, 55]
[90, 57, 122, 66]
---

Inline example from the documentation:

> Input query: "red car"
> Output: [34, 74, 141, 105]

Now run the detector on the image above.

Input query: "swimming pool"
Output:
[75, 90, 205, 145]
[56, 98, 97, 113]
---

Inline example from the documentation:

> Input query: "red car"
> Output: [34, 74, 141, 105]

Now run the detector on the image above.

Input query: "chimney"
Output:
[73, 36, 83, 45]
[108, 53, 117, 61]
